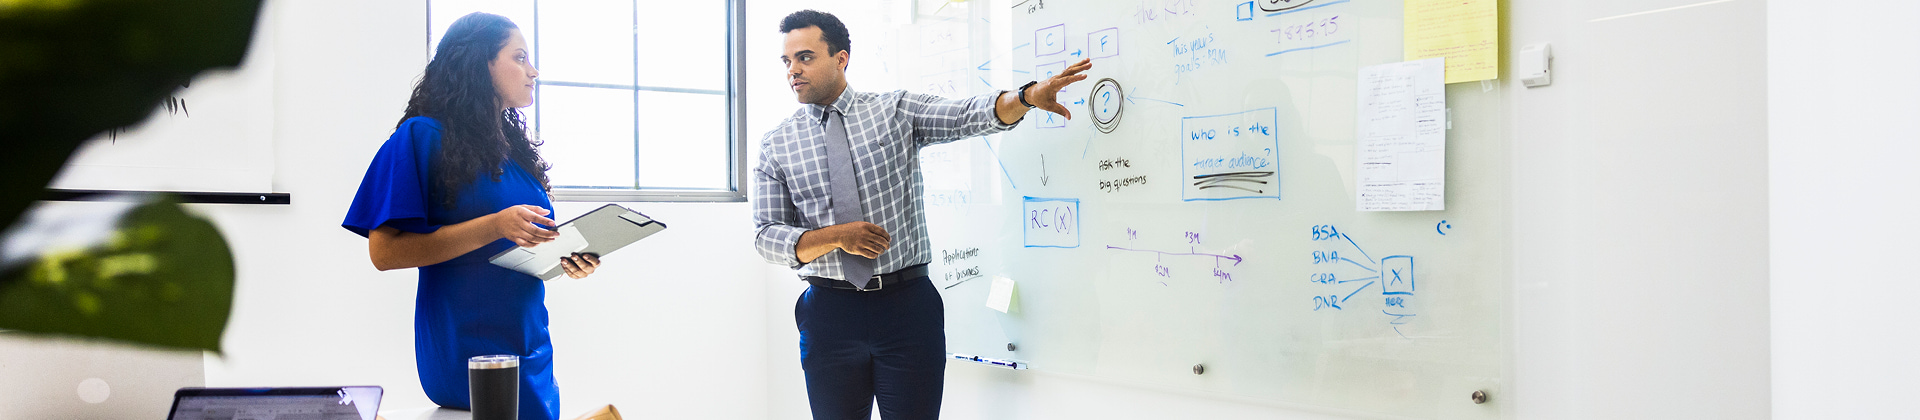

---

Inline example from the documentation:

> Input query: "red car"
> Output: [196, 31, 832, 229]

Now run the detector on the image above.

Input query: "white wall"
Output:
[1508, 1, 1772, 419]
[200, 1, 770, 419]
[1769, 2, 1920, 419]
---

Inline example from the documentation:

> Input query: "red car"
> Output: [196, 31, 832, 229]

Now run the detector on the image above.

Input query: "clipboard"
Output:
[486, 203, 666, 280]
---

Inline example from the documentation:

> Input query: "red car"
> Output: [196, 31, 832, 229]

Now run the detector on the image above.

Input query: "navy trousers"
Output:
[795, 276, 946, 420]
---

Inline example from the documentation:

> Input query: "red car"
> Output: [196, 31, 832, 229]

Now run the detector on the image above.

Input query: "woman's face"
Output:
[490, 29, 538, 110]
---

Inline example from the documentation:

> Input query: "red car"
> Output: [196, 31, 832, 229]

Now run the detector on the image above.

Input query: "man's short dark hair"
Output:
[779, 10, 852, 55]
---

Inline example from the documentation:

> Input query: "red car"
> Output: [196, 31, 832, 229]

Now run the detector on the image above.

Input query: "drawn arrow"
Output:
[981, 138, 1019, 189]
[1040, 155, 1051, 186]
[1129, 95, 1185, 107]
[1107, 246, 1243, 266]
[1340, 232, 1377, 263]
[1073, 98, 1085, 105]
[1341, 257, 1377, 273]
[1071, 49, 1083, 57]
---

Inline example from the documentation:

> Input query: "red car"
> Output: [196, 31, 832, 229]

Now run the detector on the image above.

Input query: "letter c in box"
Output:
[1022, 197, 1080, 248]
[1034, 24, 1067, 57]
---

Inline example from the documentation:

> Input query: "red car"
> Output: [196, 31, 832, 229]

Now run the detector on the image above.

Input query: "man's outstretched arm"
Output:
[994, 58, 1093, 125]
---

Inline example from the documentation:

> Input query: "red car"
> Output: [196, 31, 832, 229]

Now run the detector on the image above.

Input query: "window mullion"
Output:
[631, 0, 641, 190]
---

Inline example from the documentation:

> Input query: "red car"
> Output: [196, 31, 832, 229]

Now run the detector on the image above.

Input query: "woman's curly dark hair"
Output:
[398, 12, 550, 208]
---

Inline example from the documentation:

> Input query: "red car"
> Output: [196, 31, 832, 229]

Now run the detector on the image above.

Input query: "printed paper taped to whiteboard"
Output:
[1356, 58, 1447, 211]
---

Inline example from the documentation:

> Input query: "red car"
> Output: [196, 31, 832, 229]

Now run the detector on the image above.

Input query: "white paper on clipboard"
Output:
[487, 204, 667, 280]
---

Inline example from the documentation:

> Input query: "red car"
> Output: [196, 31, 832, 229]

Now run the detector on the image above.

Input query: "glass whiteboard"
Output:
[896, 0, 1508, 417]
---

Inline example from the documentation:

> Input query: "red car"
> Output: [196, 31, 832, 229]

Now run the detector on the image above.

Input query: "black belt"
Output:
[805, 264, 928, 291]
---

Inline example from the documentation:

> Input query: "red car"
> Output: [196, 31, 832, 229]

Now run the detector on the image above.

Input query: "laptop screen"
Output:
[166, 386, 382, 420]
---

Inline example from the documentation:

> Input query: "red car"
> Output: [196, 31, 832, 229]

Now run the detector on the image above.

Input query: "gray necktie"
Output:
[822, 109, 877, 288]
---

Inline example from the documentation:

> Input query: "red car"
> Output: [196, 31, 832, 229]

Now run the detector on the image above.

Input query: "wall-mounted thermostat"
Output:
[1520, 43, 1552, 87]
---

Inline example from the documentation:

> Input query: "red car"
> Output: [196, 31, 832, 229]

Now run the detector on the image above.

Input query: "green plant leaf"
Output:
[0, 0, 264, 235]
[0, 0, 262, 351]
[0, 197, 234, 351]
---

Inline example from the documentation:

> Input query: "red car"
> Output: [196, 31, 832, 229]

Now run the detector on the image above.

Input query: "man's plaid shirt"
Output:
[752, 87, 1018, 280]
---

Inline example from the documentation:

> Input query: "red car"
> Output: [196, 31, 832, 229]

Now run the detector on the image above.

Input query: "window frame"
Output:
[427, 0, 749, 203]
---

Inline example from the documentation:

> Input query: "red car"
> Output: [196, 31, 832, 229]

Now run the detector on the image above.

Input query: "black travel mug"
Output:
[468, 354, 519, 420]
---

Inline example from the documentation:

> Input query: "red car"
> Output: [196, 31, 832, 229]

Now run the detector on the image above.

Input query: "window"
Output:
[428, 0, 747, 202]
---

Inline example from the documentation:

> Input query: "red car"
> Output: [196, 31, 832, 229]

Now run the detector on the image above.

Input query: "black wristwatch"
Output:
[1016, 81, 1039, 109]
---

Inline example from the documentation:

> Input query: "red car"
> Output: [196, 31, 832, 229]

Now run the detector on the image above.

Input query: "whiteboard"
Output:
[893, 0, 1510, 417]
[48, 14, 276, 194]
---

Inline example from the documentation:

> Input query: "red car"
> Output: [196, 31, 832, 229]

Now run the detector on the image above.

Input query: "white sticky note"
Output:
[986, 276, 1016, 313]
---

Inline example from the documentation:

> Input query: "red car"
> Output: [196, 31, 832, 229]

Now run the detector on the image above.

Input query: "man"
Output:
[752, 9, 1092, 420]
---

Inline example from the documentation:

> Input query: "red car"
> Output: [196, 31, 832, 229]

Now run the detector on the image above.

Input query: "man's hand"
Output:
[796, 221, 892, 263]
[1028, 58, 1094, 119]
[995, 58, 1093, 124]
[491, 204, 560, 247]
[827, 221, 891, 258]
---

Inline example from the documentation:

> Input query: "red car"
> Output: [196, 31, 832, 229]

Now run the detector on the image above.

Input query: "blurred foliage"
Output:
[0, 198, 234, 350]
[0, 0, 263, 229]
[0, 0, 263, 351]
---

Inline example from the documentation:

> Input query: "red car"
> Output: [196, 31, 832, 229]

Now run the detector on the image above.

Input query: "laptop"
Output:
[165, 386, 383, 420]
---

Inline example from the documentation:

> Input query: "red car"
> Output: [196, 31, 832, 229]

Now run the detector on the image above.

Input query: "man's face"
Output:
[781, 26, 848, 106]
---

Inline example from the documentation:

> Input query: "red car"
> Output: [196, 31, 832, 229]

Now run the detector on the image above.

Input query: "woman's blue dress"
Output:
[342, 117, 560, 420]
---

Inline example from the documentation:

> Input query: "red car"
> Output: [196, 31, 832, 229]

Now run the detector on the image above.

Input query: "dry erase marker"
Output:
[949, 353, 1028, 370]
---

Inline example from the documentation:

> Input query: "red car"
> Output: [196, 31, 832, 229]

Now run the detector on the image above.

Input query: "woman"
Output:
[341, 12, 597, 420]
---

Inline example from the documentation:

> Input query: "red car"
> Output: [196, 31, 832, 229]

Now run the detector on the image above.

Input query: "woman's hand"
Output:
[367, 204, 563, 270]
[559, 253, 600, 279]
[492, 204, 560, 247]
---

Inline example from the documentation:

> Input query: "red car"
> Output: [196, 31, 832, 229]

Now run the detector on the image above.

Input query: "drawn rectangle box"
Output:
[1381, 255, 1414, 295]
[1033, 61, 1070, 128]
[1087, 28, 1119, 59]
[1034, 24, 1067, 56]
[1021, 197, 1079, 248]
[1179, 107, 1282, 201]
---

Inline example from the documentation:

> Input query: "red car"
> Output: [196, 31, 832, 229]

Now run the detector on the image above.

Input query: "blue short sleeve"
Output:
[343, 117, 444, 237]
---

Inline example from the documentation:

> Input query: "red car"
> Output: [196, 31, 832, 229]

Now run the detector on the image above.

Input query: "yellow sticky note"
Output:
[1404, 0, 1499, 84]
